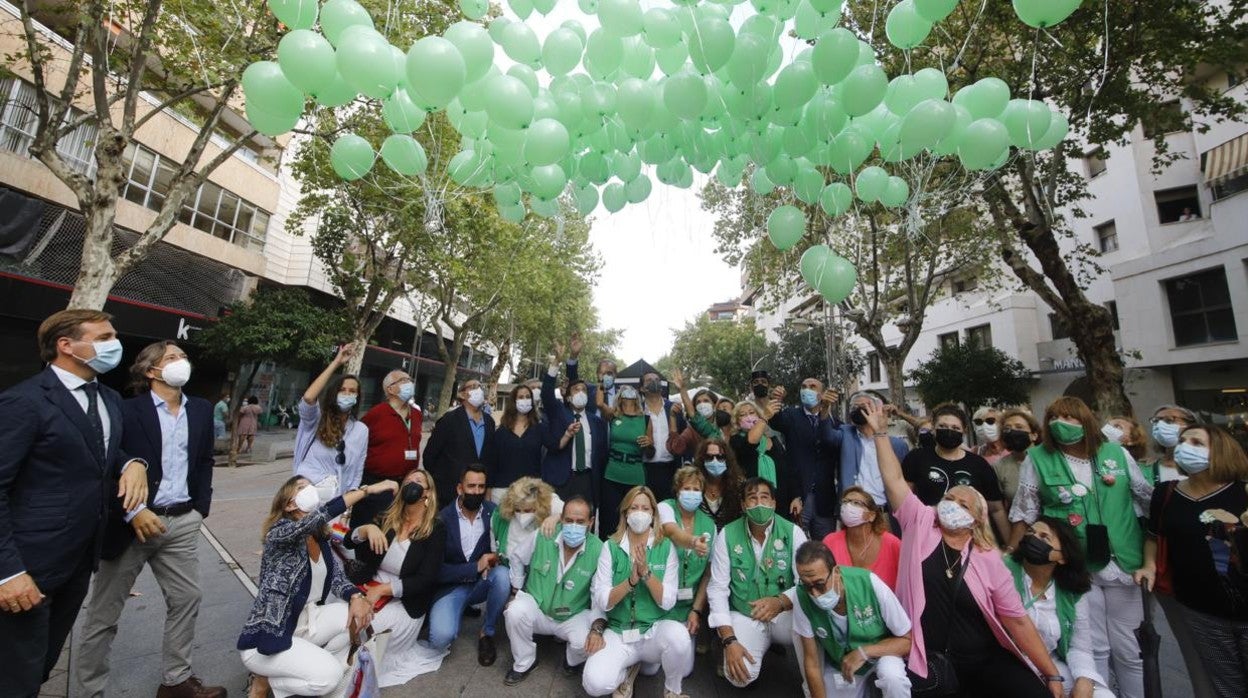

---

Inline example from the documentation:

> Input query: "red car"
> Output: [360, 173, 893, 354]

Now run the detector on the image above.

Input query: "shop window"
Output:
[1155, 186, 1201, 224]
[1141, 100, 1188, 139]
[1165, 267, 1238, 346]
[867, 352, 881, 383]
[1049, 313, 1072, 341]
[1094, 220, 1118, 253]
[1084, 148, 1107, 178]
[938, 332, 960, 350]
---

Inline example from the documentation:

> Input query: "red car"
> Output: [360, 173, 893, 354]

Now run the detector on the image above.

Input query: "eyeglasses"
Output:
[972, 417, 997, 426]
[800, 575, 832, 594]
[335, 440, 346, 465]
[1150, 416, 1189, 425]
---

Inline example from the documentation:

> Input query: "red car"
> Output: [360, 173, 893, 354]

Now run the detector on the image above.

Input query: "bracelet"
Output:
[721, 635, 738, 648]
[1043, 675, 1065, 683]
[872, 433, 890, 439]
[856, 647, 870, 663]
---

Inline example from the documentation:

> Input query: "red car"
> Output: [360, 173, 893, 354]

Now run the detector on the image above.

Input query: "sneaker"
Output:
[611, 663, 641, 698]
[478, 635, 497, 667]
[504, 660, 538, 686]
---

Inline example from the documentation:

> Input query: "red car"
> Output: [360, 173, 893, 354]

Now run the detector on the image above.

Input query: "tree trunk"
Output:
[67, 189, 121, 310]
[435, 326, 467, 411]
[486, 335, 512, 404]
[1069, 305, 1132, 417]
[343, 337, 368, 376]
[883, 356, 907, 409]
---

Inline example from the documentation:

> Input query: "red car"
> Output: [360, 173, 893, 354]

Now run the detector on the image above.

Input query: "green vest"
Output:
[1027, 442, 1144, 573]
[1138, 459, 1160, 486]
[1004, 556, 1079, 661]
[525, 528, 602, 622]
[605, 537, 673, 634]
[605, 415, 647, 485]
[491, 509, 512, 569]
[723, 516, 796, 616]
[795, 566, 887, 672]
[660, 499, 716, 621]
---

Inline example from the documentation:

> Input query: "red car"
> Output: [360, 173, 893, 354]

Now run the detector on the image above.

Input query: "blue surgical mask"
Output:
[705, 458, 727, 477]
[1152, 421, 1181, 448]
[77, 338, 123, 374]
[561, 522, 587, 548]
[602, 374, 615, 389]
[398, 382, 415, 402]
[336, 393, 357, 411]
[813, 585, 841, 612]
[800, 388, 819, 408]
[1173, 443, 1210, 474]
[678, 490, 703, 512]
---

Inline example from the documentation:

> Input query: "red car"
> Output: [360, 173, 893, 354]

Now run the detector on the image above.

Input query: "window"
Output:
[1227, 71, 1242, 90]
[1141, 100, 1188, 139]
[1165, 268, 1238, 346]
[1049, 313, 1072, 341]
[966, 324, 993, 348]
[1106, 301, 1120, 331]
[952, 276, 978, 294]
[867, 353, 881, 383]
[1213, 172, 1248, 202]
[1094, 220, 1118, 253]
[1154, 186, 1201, 224]
[938, 332, 960, 350]
[0, 78, 97, 176]
[1084, 148, 1107, 178]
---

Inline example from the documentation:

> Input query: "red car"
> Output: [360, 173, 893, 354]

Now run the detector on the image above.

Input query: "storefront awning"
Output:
[1204, 133, 1248, 184]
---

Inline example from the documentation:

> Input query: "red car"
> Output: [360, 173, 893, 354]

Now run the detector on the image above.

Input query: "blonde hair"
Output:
[379, 470, 439, 542]
[611, 485, 666, 546]
[1185, 424, 1248, 483]
[731, 401, 759, 424]
[672, 465, 706, 494]
[946, 484, 998, 551]
[499, 476, 554, 521]
[262, 476, 311, 543]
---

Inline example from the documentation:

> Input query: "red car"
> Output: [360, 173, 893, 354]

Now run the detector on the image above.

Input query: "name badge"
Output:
[404, 450, 419, 461]
[622, 628, 642, 643]
[677, 588, 694, 601]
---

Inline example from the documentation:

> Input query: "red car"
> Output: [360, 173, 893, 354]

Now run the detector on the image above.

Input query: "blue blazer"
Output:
[820, 423, 910, 510]
[0, 367, 130, 589]
[423, 406, 496, 510]
[102, 392, 216, 559]
[436, 499, 498, 588]
[769, 406, 841, 513]
[540, 371, 608, 489]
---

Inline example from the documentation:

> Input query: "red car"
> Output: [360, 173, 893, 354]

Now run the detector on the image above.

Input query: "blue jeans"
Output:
[426, 565, 511, 651]
[803, 491, 837, 541]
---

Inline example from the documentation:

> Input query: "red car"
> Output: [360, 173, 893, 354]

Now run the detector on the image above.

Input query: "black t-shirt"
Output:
[1149, 480, 1248, 619]
[903, 447, 1004, 506]
[919, 541, 997, 661]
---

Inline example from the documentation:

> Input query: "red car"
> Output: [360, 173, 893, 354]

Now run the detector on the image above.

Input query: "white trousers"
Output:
[240, 602, 351, 697]
[504, 591, 595, 672]
[582, 620, 692, 696]
[1053, 654, 1116, 698]
[371, 601, 445, 687]
[721, 610, 794, 688]
[1086, 581, 1144, 698]
[805, 655, 910, 698]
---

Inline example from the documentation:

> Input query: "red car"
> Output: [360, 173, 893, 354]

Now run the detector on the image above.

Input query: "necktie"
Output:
[808, 413, 819, 432]
[573, 414, 587, 472]
[80, 382, 106, 459]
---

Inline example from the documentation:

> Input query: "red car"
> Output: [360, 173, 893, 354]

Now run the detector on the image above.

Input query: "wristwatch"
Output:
[1043, 675, 1065, 683]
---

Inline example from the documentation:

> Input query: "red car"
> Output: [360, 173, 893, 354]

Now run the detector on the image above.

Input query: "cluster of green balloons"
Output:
[247, 0, 1072, 306]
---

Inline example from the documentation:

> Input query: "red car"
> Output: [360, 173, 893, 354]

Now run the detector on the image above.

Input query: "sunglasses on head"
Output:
[335, 440, 346, 465]
[973, 417, 997, 426]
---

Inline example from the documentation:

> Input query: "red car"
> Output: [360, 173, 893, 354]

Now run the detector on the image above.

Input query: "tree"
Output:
[6, 1, 274, 308]
[667, 315, 764, 396]
[768, 316, 864, 396]
[848, 1, 1247, 415]
[909, 342, 1034, 412]
[196, 287, 349, 466]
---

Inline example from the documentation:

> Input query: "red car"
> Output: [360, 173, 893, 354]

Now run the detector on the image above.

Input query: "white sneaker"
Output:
[663, 691, 690, 698]
[612, 663, 642, 698]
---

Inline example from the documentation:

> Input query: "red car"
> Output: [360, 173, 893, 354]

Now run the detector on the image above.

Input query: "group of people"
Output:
[2, 316, 1246, 698]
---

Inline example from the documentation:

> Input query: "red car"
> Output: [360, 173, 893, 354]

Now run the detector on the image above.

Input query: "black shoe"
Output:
[464, 605, 482, 617]
[562, 656, 583, 676]
[505, 660, 538, 685]
[478, 634, 497, 667]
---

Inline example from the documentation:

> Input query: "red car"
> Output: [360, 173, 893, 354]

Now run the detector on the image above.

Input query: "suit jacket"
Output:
[102, 392, 216, 559]
[539, 371, 607, 495]
[436, 500, 498, 589]
[769, 406, 841, 514]
[0, 367, 131, 589]
[347, 519, 446, 619]
[423, 406, 495, 508]
[820, 423, 910, 514]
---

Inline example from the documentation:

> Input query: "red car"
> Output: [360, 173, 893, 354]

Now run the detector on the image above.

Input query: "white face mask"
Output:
[466, 387, 485, 408]
[293, 485, 321, 513]
[626, 510, 652, 534]
[974, 423, 999, 442]
[936, 499, 976, 531]
[696, 402, 715, 418]
[515, 512, 537, 529]
[515, 398, 533, 414]
[159, 358, 192, 387]
[570, 392, 588, 409]
[1100, 423, 1125, 444]
[839, 502, 868, 528]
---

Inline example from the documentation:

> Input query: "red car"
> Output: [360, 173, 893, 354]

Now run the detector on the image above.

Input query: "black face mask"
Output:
[934, 427, 964, 450]
[849, 407, 868, 426]
[461, 492, 485, 512]
[1002, 429, 1033, 453]
[918, 429, 936, 449]
[401, 482, 424, 505]
[714, 409, 732, 427]
[751, 383, 768, 399]
[1019, 535, 1055, 565]
[644, 379, 661, 393]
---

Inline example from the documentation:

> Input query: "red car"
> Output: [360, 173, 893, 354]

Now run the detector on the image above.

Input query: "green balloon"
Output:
[488, 16, 512, 43]
[794, 166, 825, 204]
[767, 205, 805, 251]
[320, 0, 373, 47]
[727, 32, 769, 88]
[854, 165, 889, 202]
[617, 78, 657, 129]
[911, 67, 948, 102]
[574, 184, 599, 215]
[485, 75, 534, 129]
[687, 17, 735, 74]
[510, 0, 533, 19]
[766, 154, 797, 185]
[1013, 0, 1082, 28]
[621, 37, 656, 80]
[880, 176, 910, 208]
[625, 174, 651, 203]
[406, 37, 465, 109]
[642, 8, 682, 49]
[269, 0, 318, 30]
[585, 29, 624, 76]
[579, 150, 611, 183]
[500, 22, 541, 67]
[458, 0, 488, 20]
[824, 129, 863, 174]
[382, 89, 426, 133]
[808, 0, 846, 11]
[932, 103, 971, 155]
[783, 122, 817, 157]
[499, 202, 527, 222]
[494, 182, 523, 206]
[751, 167, 775, 195]
[444, 22, 494, 83]
[524, 118, 570, 166]
[885, 0, 933, 49]
[795, 1, 838, 40]
[330, 134, 374, 180]
[529, 163, 567, 198]
[602, 182, 627, 212]
[242, 62, 304, 135]
[313, 70, 355, 107]
[958, 118, 1009, 170]
[774, 61, 817, 110]
[380, 135, 427, 175]
[542, 28, 584, 76]
[818, 252, 857, 303]
[915, 0, 958, 22]
[655, 43, 688, 77]
[533, 0, 557, 14]
[508, 65, 540, 97]
[1000, 98, 1053, 149]
[277, 30, 335, 95]
[1030, 110, 1069, 151]
[337, 29, 400, 99]
[840, 64, 887, 116]
[819, 182, 853, 216]
[599, 0, 644, 37]
[664, 71, 707, 120]
[963, 77, 1010, 119]
[799, 244, 830, 291]
[899, 99, 955, 151]
[883, 74, 924, 116]
[613, 150, 643, 182]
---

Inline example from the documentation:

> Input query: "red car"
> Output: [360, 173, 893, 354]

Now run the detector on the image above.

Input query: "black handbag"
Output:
[911, 552, 971, 697]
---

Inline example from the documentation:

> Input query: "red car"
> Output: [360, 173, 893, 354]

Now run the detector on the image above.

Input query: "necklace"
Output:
[850, 533, 877, 565]
[940, 542, 960, 579]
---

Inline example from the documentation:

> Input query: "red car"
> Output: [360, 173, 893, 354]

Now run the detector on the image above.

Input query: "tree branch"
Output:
[120, 0, 164, 135]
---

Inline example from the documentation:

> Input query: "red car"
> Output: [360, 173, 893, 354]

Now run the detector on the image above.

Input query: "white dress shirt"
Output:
[591, 532, 679, 613]
[50, 364, 111, 451]
[456, 499, 486, 562]
[645, 403, 672, 463]
[855, 431, 887, 506]
[572, 410, 594, 472]
[707, 519, 808, 629]
[1019, 571, 1105, 687]
[150, 391, 191, 507]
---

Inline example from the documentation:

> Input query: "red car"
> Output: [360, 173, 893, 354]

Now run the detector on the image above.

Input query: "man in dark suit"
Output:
[423, 377, 496, 509]
[767, 378, 842, 539]
[76, 341, 224, 698]
[0, 309, 149, 697]
[541, 351, 607, 509]
[427, 463, 509, 666]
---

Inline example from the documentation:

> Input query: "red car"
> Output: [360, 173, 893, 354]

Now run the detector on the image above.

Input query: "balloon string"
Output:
[1083, 0, 1111, 130]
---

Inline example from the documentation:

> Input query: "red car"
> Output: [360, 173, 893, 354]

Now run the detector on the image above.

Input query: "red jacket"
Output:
[361, 402, 423, 479]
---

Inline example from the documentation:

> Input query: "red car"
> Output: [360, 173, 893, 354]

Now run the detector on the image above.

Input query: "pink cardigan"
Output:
[894, 492, 1031, 677]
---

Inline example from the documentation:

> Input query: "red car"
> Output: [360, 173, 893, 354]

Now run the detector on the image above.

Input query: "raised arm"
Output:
[304, 344, 354, 405]
[866, 402, 909, 513]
